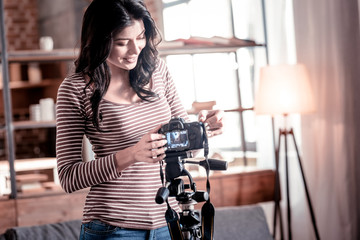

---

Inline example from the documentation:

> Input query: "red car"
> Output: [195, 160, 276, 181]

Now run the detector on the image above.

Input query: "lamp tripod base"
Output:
[273, 127, 320, 240]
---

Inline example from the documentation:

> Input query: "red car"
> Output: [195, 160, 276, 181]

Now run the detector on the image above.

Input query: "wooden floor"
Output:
[0, 169, 275, 234]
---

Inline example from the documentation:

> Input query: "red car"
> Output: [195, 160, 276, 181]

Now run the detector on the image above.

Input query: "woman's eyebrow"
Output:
[137, 29, 146, 36]
[114, 29, 146, 41]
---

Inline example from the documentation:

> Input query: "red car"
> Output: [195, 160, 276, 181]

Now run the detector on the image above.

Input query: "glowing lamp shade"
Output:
[254, 64, 315, 115]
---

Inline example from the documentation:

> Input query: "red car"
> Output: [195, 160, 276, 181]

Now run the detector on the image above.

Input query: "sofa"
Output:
[0, 204, 273, 240]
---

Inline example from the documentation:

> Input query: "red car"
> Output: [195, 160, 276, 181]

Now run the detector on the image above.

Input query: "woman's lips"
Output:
[124, 57, 137, 63]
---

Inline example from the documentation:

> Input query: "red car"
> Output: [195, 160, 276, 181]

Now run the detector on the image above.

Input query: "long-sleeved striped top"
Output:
[56, 58, 188, 230]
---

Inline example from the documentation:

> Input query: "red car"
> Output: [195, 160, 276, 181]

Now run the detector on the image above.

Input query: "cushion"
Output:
[214, 205, 273, 240]
[4, 220, 81, 240]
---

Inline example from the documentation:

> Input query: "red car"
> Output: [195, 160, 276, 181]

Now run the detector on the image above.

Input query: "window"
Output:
[161, 0, 267, 168]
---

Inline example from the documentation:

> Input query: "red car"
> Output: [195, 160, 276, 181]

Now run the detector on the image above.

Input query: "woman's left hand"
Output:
[198, 109, 224, 137]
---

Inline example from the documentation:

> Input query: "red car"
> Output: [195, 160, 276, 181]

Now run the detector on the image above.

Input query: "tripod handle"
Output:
[155, 187, 170, 204]
[200, 159, 228, 171]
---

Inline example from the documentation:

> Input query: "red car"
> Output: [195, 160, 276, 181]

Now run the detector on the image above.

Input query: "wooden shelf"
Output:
[0, 157, 56, 172]
[13, 120, 56, 130]
[224, 107, 254, 112]
[6, 48, 78, 63]
[0, 79, 62, 90]
[0, 121, 56, 131]
[159, 43, 264, 56]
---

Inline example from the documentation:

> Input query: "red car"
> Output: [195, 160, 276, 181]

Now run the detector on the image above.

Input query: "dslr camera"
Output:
[159, 117, 205, 153]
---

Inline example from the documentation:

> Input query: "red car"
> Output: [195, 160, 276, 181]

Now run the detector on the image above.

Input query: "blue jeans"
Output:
[79, 220, 172, 240]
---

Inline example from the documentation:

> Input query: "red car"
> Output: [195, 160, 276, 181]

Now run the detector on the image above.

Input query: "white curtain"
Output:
[291, 0, 360, 239]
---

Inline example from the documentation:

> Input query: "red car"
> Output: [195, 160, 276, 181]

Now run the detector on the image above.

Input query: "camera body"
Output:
[159, 117, 205, 152]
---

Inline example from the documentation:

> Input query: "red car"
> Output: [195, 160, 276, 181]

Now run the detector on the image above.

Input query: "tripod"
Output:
[156, 153, 227, 240]
[273, 122, 320, 240]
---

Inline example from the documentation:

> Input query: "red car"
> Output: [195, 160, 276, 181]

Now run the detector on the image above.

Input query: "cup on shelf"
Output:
[27, 63, 42, 84]
[9, 63, 21, 82]
[39, 98, 55, 121]
[29, 104, 41, 122]
[39, 36, 54, 51]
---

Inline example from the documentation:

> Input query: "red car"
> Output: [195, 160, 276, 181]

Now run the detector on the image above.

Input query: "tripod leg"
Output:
[284, 130, 292, 240]
[290, 129, 320, 240]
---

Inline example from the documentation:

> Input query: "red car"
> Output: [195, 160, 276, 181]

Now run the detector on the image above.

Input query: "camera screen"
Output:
[166, 130, 190, 149]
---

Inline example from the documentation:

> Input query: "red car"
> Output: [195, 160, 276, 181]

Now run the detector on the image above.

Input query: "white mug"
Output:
[39, 98, 55, 121]
[29, 104, 41, 122]
[39, 36, 54, 51]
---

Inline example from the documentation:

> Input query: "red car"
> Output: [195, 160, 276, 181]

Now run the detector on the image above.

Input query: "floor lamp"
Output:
[254, 64, 320, 240]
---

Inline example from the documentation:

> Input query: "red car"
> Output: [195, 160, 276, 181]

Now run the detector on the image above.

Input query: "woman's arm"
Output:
[56, 78, 121, 193]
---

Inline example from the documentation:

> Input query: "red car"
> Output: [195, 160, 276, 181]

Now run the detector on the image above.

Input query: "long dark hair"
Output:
[75, 0, 160, 130]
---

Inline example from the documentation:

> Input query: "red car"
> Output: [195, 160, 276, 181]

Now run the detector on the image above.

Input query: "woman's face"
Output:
[107, 19, 146, 72]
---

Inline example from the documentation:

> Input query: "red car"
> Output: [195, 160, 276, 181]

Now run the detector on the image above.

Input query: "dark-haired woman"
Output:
[56, 0, 224, 239]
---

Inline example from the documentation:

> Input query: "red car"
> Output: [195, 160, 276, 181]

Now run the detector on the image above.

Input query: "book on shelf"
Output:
[159, 36, 256, 48]
[16, 173, 48, 193]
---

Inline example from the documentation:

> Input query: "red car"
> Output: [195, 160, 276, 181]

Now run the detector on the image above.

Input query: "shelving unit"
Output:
[0, 39, 76, 198]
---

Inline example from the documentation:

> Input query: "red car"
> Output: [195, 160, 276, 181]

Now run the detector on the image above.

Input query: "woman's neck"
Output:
[104, 68, 141, 104]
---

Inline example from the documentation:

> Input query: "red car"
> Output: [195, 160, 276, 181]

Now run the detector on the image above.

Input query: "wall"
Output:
[35, 0, 163, 50]
[4, 0, 39, 50]
[36, 0, 89, 49]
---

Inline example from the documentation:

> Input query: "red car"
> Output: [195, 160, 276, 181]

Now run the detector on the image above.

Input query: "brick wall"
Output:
[145, 0, 164, 33]
[4, 0, 40, 50]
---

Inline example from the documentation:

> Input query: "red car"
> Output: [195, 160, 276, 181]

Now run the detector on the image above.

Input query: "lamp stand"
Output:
[273, 118, 284, 240]
[274, 116, 320, 240]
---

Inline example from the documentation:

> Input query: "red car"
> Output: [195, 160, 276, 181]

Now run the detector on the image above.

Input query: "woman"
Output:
[56, 0, 224, 239]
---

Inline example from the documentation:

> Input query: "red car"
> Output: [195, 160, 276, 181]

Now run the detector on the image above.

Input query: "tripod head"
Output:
[155, 152, 227, 204]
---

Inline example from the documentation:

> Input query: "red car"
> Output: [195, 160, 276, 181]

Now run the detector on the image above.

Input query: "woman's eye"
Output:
[116, 41, 127, 46]
[138, 34, 146, 40]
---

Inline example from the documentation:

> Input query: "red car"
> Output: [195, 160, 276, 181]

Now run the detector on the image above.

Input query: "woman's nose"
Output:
[128, 40, 141, 55]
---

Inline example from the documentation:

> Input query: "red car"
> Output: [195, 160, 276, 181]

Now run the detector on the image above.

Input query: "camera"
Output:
[159, 117, 205, 152]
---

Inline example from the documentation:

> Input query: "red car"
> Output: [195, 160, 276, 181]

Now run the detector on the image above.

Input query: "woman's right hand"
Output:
[130, 124, 168, 163]
[115, 125, 168, 172]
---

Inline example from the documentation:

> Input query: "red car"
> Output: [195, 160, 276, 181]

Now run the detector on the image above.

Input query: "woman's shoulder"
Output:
[155, 58, 167, 72]
[58, 72, 87, 97]
[152, 58, 170, 80]
[60, 73, 86, 89]
[63, 72, 86, 85]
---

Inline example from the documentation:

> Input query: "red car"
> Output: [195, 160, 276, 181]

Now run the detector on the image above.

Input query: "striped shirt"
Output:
[56, 58, 188, 230]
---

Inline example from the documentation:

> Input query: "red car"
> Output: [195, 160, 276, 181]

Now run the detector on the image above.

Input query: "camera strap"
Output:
[165, 207, 183, 240]
[201, 125, 215, 240]
[200, 160, 215, 240]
